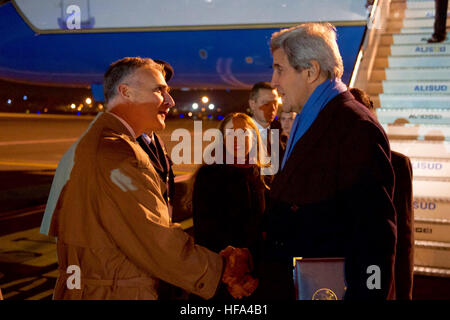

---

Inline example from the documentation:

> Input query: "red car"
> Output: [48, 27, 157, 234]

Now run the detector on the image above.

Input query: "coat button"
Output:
[198, 282, 204, 289]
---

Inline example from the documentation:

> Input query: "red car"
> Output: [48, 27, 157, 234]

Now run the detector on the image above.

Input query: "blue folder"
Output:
[293, 257, 347, 300]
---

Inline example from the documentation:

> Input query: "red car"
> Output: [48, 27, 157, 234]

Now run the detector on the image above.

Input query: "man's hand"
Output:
[219, 246, 259, 299]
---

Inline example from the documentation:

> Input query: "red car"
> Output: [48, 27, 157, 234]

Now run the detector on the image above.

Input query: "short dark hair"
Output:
[103, 57, 164, 104]
[249, 82, 275, 101]
[350, 87, 374, 111]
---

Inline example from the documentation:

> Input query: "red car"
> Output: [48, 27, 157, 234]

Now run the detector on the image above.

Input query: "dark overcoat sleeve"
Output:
[339, 119, 397, 300]
[392, 151, 414, 300]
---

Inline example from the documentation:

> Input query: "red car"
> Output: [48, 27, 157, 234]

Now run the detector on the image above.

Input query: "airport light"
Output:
[208, 104, 215, 110]
[85, 98, 92, 104]
[277, 97, 283, 104]
[7, 99, 11, 104]
[201, 96, 209, 104]
[192, 103, 199, 110]
[23, 95, 28, 100]
[70, 103, 76, 109]
[188, 112, 193, 117]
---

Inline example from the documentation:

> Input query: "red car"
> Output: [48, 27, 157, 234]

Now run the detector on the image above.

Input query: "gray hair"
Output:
[270, 23, 343, 79]
[103, 57, 165, 105]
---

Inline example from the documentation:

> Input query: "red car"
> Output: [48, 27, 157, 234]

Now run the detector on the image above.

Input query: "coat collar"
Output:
[100, 112, 137, 142]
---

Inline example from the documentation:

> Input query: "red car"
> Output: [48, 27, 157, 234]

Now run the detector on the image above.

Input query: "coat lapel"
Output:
[140, 137, 165, 174]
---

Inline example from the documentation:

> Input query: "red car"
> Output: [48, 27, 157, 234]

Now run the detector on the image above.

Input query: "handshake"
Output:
[219, 246, 259, 299]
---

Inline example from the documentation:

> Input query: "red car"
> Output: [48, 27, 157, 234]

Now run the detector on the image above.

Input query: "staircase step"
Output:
[387, 20, 405, 32]
[401, 26, 450, 33]
[382, 124, 450, 140]
[390, 43, 450, 56]
[404, 8, 450, 19]
[412, 158, 450, 178]
[414, 196, 450, 221]
[392, 33, 450, 44]
[379, 94, 450, 108]
[375, 57, 389, 68]
[372, 96, 381, 109]
[390, 140, 450, 159]
[413, 179, 450, 200]
[415, 219, 450, 242]
[380, 34, 394, 46]
[370, 69, 386, 81]
[377, 45, 392, 57]
[385, 67, 450, 81]
[390, 7, 445, 20]
[403, 17, 450, 28]
[414, 240, 450, 269]
[382, 80, 450, 94]
[391, 2, 407, 11]
[377, 108, 450, 125]
[389, 8, 406, 20]
[367, 82, 383, 95]
[406, 1, 435, 10]
[388, 56, 450, 68]
[413, 265, 450, 278]
[376, 43, 450, 57]
[401, 27, 434, 33]
[388, 21, 449, 33]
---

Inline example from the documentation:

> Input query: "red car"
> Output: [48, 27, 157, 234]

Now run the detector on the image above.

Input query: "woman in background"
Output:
[191, 112, 269, 299]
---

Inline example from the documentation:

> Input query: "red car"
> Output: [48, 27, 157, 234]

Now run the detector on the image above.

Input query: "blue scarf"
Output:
[281, 78, 347, 169]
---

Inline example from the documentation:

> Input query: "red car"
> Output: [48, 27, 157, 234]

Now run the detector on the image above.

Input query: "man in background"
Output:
[248, 81, 285, 175]
[279, 111, 297, 145]
[427, 0, 448, 43]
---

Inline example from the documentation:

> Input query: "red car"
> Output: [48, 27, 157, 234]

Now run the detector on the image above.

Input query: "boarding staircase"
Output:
[364, 0, 450, 277]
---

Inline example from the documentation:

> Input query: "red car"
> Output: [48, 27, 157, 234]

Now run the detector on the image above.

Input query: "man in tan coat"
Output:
[40, 57, 257, 299]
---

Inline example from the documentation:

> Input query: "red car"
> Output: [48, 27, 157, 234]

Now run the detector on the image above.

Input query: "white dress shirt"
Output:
[252, 117, 269, 145]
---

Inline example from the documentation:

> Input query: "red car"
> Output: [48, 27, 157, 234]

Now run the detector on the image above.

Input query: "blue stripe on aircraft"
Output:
[0, 2, 365, 88]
